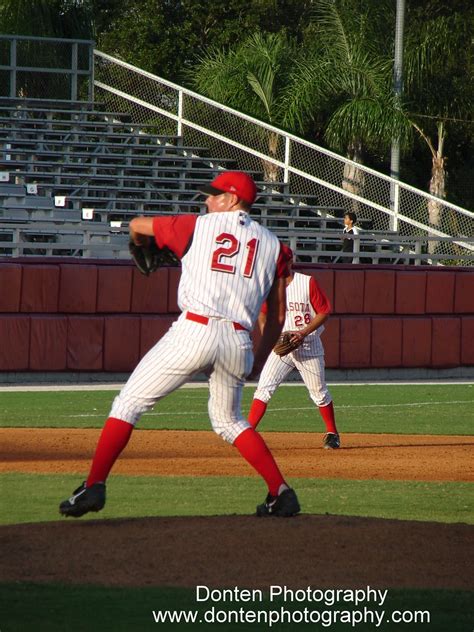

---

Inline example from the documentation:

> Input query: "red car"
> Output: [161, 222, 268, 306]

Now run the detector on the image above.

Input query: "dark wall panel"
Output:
[20, 265, 60, 312]
[131, 268, 169, 314]
[425, 271, 455, 314]
[402, 318, 432, 367]
[67, 316, 104, 370]
[364, 270, 395, 314]
[58, 265, 98, 313]
[97, 266, 133, 313]
[431, 317, 461, 367]
[334, 270, 365, 314]
[454, 273, 474, 313]
[103, 316, 140, 371]
[340, 317, 371, 367]
[0, 315, 30, 369]
[395, 272, 427, 314]
[461, 317, 474, 365]
[371, 317, 402, 367]
[0, 264, 22, 312]
[29, 316, 67, 370]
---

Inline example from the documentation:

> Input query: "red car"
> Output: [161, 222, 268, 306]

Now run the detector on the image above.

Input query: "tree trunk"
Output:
[342, 140, 365, 215]
[427, 122, 446, 255]
[262, 131, 280, 182]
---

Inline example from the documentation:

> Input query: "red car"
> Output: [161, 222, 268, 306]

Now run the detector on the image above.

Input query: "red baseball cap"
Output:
[199, 171, 257, 205]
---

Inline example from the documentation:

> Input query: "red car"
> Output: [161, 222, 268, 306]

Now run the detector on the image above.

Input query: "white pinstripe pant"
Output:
[254, 338, 332, 407]
[110, 313, 253, 444]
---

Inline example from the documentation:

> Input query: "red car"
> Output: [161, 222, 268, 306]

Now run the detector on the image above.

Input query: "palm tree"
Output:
[280, 0, 412, 211]
[403, 9, 474, 243]
[189, 31, 299, 180]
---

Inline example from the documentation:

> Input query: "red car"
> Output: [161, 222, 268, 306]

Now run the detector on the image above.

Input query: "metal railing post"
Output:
[89, 44, 95, 101]
[177, 90, 183, 138]
[10, 38, 17, 97]
[71, 42, 78, 100]
[284, 136, 291, 186]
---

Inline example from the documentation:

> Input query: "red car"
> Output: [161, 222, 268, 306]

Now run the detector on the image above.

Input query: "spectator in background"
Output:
[341, 211, 360, 263]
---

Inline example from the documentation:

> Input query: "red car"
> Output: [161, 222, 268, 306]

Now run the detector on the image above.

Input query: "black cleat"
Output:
[256, 488, 300, 517]
[323, 432, 341, 449]
[59, 481, 106, 518]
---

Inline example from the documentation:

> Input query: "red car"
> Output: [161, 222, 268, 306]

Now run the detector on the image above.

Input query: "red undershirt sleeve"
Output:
[276, 243, 292, 278]
[309, 276, 332, 314]
[152, 215, 198, 259]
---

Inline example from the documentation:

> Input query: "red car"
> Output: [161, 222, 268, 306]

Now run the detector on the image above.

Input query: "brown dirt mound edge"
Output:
[1, 514, 473, 590]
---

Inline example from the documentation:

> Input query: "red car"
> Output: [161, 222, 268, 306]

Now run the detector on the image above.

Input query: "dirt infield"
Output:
[1, 428, 473, 590]
[1, 428, 473, 481]
[1, 515, 473, 590]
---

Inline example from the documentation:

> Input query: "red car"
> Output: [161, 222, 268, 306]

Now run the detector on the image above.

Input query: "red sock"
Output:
[86, 417, 133, 486]
[248, 399, 267, 429]
[319, 401, 337, 434]
[233, 428, 286, 496]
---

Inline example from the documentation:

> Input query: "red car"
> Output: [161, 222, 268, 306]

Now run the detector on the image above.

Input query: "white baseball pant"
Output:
[110, 313, 253, 444]
[254, 338, 332, 407]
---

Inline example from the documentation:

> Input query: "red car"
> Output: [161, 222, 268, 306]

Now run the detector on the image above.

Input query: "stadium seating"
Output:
[0, 96, 389, 262]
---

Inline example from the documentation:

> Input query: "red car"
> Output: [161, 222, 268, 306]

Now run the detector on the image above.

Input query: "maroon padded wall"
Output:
[96, 266, 133, 313]
[0, 315, 30, 370]
[29, 316, 67, 370]
[131, 268, 169, 313]
[395, 272, 427, 314]
[425, 272, 455, 314]
[363, 270, 396, 314]
[461, 317, 474, 365]
[454, 273, 474, 312]
[67, 316, 104, 370]
[0, 260, 473, 372]
[431, 317, 461, 367]
[103, 315, 140, 371]
[334, 270, 365, 313]
[58, 265, 98, 313]
[401, 318, 432, 367]
[371, 317, 402, 367]
[20, 265, 60, 313]
[0, 264, 22, 311]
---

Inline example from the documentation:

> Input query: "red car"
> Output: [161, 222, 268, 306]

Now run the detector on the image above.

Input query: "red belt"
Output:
[186, 311, 247, 331]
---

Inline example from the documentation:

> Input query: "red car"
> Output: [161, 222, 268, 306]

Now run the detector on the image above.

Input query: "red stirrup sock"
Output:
[318, 401, 337, 434]
[248, 398, 267, 429]
[86, 417, 133, 486]
[233, 428, 286, 496]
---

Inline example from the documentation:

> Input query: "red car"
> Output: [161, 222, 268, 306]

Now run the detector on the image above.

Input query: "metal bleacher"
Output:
[0, 97, 359, 261]
[1, 97, 470, 265]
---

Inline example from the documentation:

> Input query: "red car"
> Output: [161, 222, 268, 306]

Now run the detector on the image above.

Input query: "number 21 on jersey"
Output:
[211, 233, 259, 278]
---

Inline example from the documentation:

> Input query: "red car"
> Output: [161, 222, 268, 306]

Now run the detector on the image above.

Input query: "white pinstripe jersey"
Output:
[284, 272, 327, 338]
[179, 211, 280, 330]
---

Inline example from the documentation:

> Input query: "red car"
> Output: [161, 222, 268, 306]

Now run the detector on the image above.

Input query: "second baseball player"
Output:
[248, 250, 340, 449]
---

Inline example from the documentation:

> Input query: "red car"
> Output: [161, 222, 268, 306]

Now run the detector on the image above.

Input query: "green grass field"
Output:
[1, 383, 474, 434]
[1, 583, 473, 632]
[1, 383, 473, 631]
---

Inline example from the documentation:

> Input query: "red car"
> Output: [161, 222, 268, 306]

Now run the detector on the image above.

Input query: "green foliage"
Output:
[189, 31, 299, 128]
[92, 0, 312, 82]
[0, 0, 94, 39]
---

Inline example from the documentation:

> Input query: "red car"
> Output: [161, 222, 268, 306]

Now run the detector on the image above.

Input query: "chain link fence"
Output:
[94, 51, 473, 265]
